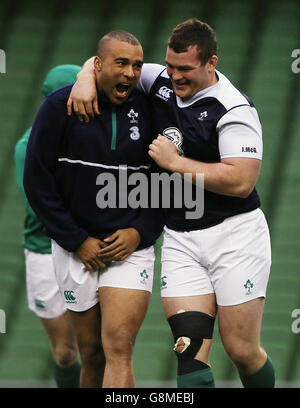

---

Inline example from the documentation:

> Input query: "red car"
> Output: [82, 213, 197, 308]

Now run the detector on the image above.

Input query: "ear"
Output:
[208, 55, 218, 70]
[94, 56, 102, 72]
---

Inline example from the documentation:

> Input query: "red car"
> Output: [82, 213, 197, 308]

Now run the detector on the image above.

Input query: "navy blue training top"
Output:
[144, 65, 261, 231]
[23, 84, 164, 252]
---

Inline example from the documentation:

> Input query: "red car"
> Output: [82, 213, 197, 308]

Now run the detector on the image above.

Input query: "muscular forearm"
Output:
[79, 57, 95, 74]
[67, 57, 98, 121]
[149, 135, 260, 199]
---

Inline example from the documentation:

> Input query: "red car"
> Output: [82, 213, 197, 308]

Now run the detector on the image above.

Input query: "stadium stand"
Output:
[147, 1, 206, 65]
[0, 0, 299, 387]
[245, 1, 299, 211]
[244, 0, 300, 386]
[0, 0, 58, 382]
[48, 1, 103, 68]
[261, 67, 300, 384]
[212, 0, 254, 85]
[98, 0, 154, 56]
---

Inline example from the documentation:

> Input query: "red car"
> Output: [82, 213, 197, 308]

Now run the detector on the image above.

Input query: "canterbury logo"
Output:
[156, 86, 173, 101]
[64, 290, 76, 301]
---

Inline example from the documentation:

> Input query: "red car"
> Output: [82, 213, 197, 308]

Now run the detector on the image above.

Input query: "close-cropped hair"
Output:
[168, 19, 217, 65]
[97, 30, 141, 57]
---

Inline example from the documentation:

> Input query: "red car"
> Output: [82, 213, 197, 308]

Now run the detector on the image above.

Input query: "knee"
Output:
[53, 345, 78, 368]
[103, 328, 136, 360]
[79, 342, 104, 366]
[225, 343, 259, 370]
[168, 311, 215, 374]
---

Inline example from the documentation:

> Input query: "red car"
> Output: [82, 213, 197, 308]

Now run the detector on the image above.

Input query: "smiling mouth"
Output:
[115, 83, 131, 98]
[174, 81, 189, 88]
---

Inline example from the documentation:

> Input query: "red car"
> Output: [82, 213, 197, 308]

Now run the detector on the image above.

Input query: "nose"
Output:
[124, 65, 135, 79]
[167, 66, 182, 82]
[171, 69, 183, 82]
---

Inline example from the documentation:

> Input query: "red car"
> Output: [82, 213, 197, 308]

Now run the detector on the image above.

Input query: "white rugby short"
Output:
[25, 249, 66, 319]
[161, 208, 271, 306]
[52, 241, 155, 312]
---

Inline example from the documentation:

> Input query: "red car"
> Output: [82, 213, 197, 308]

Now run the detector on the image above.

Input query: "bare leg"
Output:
[218, 297, 267, 375]
[41, 311, 79, 367]
[99, 287, 150, 388]
[68, 305, 105, 387]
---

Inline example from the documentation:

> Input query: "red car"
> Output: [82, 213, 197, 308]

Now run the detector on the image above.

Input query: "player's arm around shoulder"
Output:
[66, 60, 165, 122]
[67, 56, 98, 122]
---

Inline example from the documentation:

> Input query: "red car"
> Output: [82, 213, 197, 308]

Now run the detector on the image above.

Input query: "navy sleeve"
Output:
[23, 94, 89, 252]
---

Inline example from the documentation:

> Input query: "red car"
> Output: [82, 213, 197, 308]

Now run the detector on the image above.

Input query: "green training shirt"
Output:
[14, 127, 51, 254]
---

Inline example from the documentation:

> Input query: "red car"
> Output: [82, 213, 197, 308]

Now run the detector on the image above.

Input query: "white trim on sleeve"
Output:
[217, 106, 263, 160]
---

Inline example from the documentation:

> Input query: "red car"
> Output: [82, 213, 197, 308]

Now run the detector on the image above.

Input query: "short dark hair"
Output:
[97, 30, 141, 58]
[168, 19, 217, 65]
